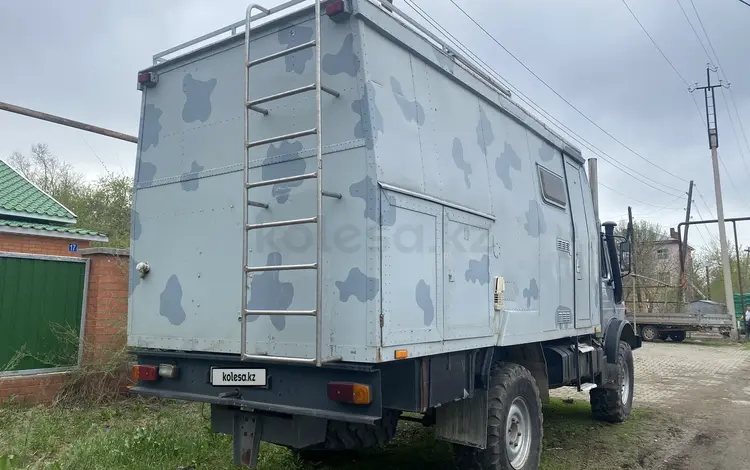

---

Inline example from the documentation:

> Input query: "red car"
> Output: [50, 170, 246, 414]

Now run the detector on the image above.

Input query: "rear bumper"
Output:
[130, 350, 383, 425]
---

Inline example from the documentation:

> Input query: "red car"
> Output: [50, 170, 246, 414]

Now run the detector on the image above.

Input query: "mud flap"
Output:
[435, 389, 489, 449]
[234, 412, 262, 468]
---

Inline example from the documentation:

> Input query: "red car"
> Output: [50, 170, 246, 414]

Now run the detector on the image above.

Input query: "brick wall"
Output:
[0, 372, 69, 405]
[0, 232, 91, 257]
[80, 248, 130, 358]
[0, 248, 130, 404]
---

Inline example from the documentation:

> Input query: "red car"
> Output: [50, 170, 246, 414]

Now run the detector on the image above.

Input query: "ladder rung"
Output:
[247, 84, 341, 108]
[246, 216, 317, 230]
[245, 262, 317, 272]
[247, 200, 269, 209]
[248, 40, 316, 68]
[245, 309, 317, 316]
[248, 84, 314, 107]
[246, 172, 317, 189]
[322, 190, 342, 199]
[246, 128, 317, 148]
[241, 354, 342, 365]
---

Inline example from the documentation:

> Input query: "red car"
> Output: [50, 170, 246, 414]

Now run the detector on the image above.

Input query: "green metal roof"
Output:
[0, 158, 77, 222]
[0, 219, 107, 239]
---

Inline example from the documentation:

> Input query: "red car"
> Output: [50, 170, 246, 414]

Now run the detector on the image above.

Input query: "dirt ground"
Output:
[554, 340, 750, 470]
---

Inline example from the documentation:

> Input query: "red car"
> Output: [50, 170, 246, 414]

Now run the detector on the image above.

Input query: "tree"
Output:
[8, 144, 133, 248]
[617, 219, 683, 313]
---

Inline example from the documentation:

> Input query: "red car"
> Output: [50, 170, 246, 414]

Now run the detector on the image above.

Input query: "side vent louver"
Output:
[556, 238, 571, 253]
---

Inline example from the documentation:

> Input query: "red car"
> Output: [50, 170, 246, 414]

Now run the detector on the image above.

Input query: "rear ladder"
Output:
[241, 2, 341, 367]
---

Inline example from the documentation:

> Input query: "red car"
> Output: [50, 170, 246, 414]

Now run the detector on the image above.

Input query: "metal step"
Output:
[245, 171, 317, 190]
[245, 309, 316, 316]
[245, 262, 317, 273]
[247, 84, 340, 108]
[246, 128, 317, 148]
[579, 383, 598, 392]
[248, 40, 316, 68]
[246, 216, 317, 231]
[572, 343, 596, 354]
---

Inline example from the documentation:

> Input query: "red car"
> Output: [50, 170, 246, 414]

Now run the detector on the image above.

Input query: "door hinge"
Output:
[379, 314, 384, 328]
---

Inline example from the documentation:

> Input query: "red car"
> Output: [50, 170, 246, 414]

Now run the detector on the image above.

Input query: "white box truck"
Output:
[128, 1, 641, 469]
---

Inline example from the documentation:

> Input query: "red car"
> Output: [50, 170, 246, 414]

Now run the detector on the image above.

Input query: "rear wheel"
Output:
[669, 331, 686, 342]
[640, 325, 658, 342]
[453, 362, 543, 470]
[590, 341, 634, 423]
[657, 332, 669, 341]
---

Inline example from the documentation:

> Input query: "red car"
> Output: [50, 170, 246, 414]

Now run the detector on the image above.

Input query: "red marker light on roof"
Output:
[325, 0, 346, 17]
[137, 72, 158, 90]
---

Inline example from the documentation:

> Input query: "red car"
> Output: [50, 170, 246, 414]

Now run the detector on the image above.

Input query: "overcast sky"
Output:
[1, 0, 748, 250]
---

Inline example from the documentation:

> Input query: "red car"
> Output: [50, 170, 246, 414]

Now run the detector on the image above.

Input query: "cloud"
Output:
[0, 0, 747, 247]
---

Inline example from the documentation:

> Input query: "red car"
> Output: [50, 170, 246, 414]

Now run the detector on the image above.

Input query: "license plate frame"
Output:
[210, 367, 267, 387]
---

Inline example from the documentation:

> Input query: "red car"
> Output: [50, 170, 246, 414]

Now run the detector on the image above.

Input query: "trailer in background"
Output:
[629, 300, 733, 341]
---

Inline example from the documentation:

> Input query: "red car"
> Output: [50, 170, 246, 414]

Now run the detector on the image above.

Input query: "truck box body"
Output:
[129, 0, 605, 363]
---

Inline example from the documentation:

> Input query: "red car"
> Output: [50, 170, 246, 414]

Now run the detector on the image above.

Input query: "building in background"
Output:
[0, 158, 108, 255]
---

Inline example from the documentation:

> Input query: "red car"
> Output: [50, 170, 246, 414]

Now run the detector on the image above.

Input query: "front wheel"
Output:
[590, 341, 634, 423]
[453, 363, 543, 470]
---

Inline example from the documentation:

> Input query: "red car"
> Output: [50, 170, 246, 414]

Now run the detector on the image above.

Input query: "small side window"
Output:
[538, 165, 567, 208]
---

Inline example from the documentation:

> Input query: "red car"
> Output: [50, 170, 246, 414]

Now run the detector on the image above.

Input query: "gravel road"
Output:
[555, 341, 750, 469]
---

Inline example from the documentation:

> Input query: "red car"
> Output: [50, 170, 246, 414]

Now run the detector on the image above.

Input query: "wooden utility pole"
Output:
[691, 66, 737, 338]
[0, 101, 138, 144]
[679, 180, 694, 305]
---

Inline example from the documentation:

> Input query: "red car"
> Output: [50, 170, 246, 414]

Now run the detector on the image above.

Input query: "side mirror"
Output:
[619, 240, 631, 274]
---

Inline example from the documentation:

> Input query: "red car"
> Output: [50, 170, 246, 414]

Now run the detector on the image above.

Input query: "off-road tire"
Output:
[590, 341, 634, 423]
[640, 325, 658, 342]
[669, 331, 686, 342]
[453, 362, 543, 470]
[295, 408, 400, 455]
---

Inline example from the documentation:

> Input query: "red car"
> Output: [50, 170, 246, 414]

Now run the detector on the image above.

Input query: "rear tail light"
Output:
[131, 364, 158, 382]
[327, 382, 372, 405]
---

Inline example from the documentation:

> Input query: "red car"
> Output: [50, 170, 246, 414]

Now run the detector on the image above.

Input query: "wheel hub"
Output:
[506, 397, 532, 469]
[620, 360, 631, 404]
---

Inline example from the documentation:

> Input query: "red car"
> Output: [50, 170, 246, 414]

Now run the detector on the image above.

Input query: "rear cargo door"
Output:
[564, 158, 592, 328]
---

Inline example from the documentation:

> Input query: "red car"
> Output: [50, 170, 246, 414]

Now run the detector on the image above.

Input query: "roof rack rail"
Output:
[151, 0, 309, 65]
[150, 0, 511, 100]
[366, 0, 511, 98]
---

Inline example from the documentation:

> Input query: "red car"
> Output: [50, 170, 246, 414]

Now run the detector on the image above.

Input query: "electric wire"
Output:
[621, 0, 690, 87]
[444, 0, 690, 184]
[677, 0, 750, 182]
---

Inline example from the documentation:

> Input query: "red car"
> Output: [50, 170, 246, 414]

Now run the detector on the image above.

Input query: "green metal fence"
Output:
[0, 253, 88, 374]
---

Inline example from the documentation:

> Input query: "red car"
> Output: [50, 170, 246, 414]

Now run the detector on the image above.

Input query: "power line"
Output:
[718, 88, 750, 182]
[739, 0, 750, 7]
[637, 193, 687, 216]
[675, 0, 713, 62]
[600, 182, 683, 208]
[403, 0, 684, 198]
[444, 0, 690, 184]
[677, 0, 750, 181]
[695, 186, 716, 218]
[621, 0, 690, 86]
[687, 0, 750, 158]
